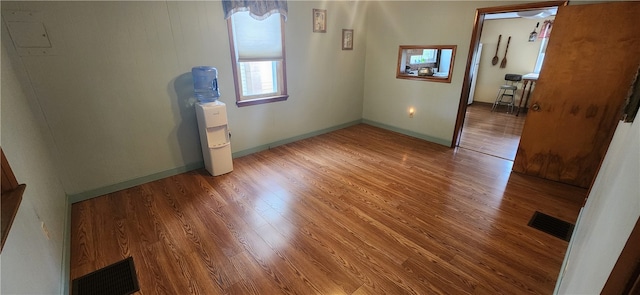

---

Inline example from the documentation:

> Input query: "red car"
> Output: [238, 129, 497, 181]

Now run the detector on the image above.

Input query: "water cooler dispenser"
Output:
[192, 66, 233, 176]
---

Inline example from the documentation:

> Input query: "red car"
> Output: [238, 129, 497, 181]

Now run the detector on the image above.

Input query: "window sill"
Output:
[236, 95, 289, 107]
[1, 184, 25, 252]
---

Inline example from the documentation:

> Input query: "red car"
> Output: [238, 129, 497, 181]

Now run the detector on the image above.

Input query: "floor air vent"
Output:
[72, 257, 139, 295]
[528, 211, 575, 242]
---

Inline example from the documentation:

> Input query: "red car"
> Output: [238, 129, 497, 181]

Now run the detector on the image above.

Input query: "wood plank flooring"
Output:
[70, 124, 586, 294]
[459, 102, 526, 160]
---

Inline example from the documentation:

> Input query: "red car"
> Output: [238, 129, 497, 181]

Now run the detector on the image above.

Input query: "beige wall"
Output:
[1, 31, 68, 294]
[362, 1, 521, 145]
[473, 16, 554, 105]
[1, 1, 367, 195]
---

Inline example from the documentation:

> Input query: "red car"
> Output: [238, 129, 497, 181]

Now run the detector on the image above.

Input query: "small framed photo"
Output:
[313, 9, 326, 33]
[342, 29, 354, 50]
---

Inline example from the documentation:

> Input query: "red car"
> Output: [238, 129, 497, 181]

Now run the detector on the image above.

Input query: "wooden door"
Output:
[602, 217, 640, 294]
[513, 2, 640, 188]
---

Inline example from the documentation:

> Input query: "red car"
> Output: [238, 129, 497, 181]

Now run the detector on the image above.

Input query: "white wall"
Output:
[473, 16, 554, 104]
[557, 119, 640, 293]
[1, 1, 367, 196]
[0, 29, 68, 294]
[362, 1, 520, 146]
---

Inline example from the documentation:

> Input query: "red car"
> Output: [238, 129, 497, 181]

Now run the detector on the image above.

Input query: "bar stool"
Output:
[492, 74, 522, 113]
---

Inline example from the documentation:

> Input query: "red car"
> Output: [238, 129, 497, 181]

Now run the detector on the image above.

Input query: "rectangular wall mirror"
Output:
[396, 45, 457, 83]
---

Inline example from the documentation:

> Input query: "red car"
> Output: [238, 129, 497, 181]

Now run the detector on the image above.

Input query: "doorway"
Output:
[458, 103, 526, 160]
[452, 1, 568, 159]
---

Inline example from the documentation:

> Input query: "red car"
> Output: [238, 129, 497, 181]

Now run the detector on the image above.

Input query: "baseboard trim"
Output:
[553, 207, 585, 294]
[67, 121, 363, 203]
[66, 120, 445, 204]
[68, 162, 204, 204]
[361, 119, 451, 146]
[232, 120, 363, 158]
[60, 194, 71, 295]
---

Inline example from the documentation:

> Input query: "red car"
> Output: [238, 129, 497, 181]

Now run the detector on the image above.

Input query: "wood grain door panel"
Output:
[513, 2, 640, 188]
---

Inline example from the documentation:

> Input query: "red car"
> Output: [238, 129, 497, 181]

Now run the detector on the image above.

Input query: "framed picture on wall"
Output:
[342, 29, 353, 50]
[313, 9, 326, 33]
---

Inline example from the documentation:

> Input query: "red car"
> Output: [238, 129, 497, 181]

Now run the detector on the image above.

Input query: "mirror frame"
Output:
[396, 45, 457, 83]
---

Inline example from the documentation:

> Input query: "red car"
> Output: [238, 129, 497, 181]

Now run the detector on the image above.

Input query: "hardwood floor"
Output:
[459, 102, 526, 161]
[71, 124, 586, 294]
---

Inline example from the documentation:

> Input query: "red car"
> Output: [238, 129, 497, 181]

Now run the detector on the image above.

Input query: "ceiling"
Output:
[484, 7, 558, 20]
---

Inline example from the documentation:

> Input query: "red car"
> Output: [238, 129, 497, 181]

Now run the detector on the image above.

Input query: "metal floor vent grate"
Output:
[72, 257, 139, 295]
[528, 211, 575, 242]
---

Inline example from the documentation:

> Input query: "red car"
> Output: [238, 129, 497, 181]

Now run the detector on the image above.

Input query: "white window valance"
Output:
[222, 0, 288, 21]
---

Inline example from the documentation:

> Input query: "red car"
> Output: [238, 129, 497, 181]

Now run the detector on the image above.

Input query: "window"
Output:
[397, 45, 457, 83]
[409, 49, 437, 64]
[227, 11, 288, 107]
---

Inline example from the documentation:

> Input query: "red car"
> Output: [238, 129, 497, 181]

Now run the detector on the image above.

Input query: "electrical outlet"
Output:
[41, 221, 51, 240]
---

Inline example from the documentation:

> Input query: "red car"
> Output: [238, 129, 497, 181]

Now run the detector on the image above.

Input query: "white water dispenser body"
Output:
[195, 101, 233, 176]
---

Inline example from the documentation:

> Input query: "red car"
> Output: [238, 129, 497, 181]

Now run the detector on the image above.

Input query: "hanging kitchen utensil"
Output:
[492, 34, 501, 65]
[529, 22, 540, 42]
[500, 36, 511, 68]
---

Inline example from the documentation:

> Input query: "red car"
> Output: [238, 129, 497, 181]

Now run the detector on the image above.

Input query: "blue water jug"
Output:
[191, 66, 220, 102]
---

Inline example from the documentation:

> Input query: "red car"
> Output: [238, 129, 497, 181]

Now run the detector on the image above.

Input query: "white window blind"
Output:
[231, 11, 282, 61]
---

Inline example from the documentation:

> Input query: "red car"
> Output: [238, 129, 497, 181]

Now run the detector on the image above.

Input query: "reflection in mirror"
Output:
[396, 45, 457, 83]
